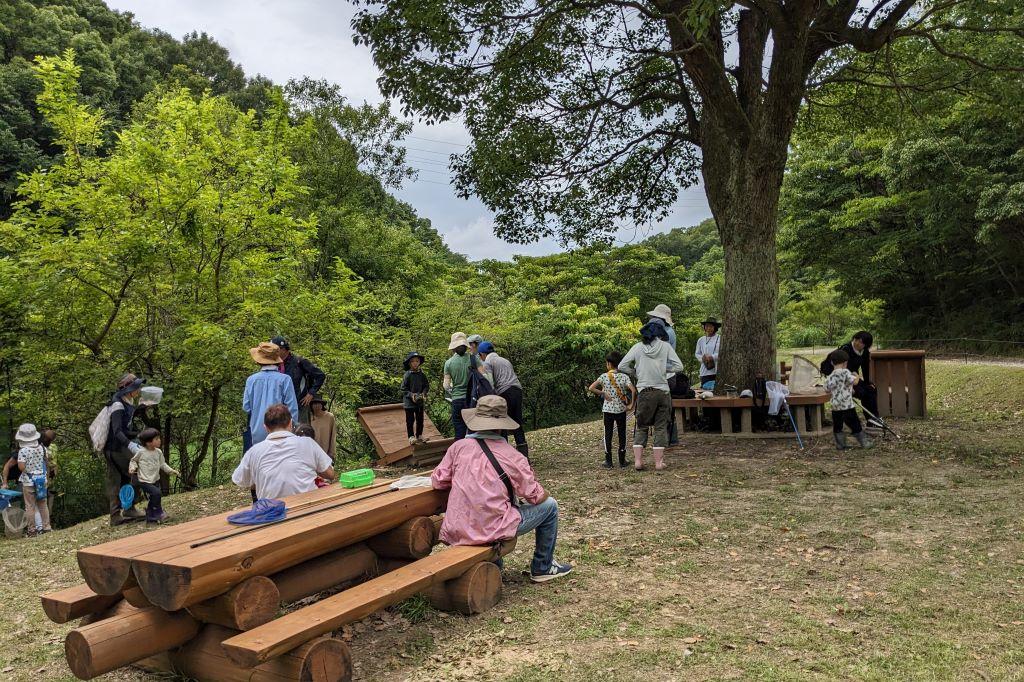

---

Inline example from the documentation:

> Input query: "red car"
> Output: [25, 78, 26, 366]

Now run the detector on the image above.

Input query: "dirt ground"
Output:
[2, 361, 1022, 680]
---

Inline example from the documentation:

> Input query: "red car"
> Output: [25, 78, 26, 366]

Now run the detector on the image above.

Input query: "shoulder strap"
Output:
[606, 371, 628, 404]
[477, 439, 515, 506]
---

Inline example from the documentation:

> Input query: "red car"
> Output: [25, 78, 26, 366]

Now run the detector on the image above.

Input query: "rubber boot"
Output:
[602, 449, 613, 468]
[633, 445, 644, 471]
[855, 431, 875, 449]
[833, 433, 849, 450]
[653, 447, 667, 471]
[618, 449, 627, 468]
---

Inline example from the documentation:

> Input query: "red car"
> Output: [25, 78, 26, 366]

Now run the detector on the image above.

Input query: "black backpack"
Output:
[668, 373, 694, 399]
[467, 354, 495, 408]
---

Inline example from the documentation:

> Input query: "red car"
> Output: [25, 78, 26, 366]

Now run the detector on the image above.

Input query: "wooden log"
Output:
[222, 544, 497, 668]
[122, 585, 152, 608]
[131, 487, 446, 611]
[137, 625, 353, 682]
[423, 561, 502, 615]
[78, 598, 132, 626]
[40, 584, 121, 625]
[366, 515, 434, 559]
[64, 603, 200, 679]
[187, 575, 280, 631]
[274, 543, 378, 604]
[429, 514, 443, 543]
[76, 482, 378, 595]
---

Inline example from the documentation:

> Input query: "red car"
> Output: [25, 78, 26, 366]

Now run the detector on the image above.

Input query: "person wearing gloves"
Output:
[431, 394, 573, 583]
[443, 332, 473, 439]
[619, 321, 685, 471]
[129, 428, 179, 523]
[402, 352, 430, 445]
[694, 317, 722, 388]
[103, 373, 147, 526]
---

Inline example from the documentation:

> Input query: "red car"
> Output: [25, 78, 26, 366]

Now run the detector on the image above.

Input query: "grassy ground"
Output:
[1, 360, 1022, 680]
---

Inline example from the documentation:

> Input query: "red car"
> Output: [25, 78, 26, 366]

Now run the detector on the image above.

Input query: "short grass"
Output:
[1, 362, 1022, 680]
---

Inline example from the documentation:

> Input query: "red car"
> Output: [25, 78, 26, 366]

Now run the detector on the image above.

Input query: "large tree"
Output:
[352, 0, 1023, 386]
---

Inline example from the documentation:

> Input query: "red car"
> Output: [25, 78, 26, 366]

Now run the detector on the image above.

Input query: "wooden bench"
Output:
[672, 391, 831, 438]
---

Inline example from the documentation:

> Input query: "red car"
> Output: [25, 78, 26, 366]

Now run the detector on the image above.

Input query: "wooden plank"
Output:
[357, 404, 448, 463]
[906, 358, 925, 417]
[40, 585, 122, 625]
[221, 545, 497, 668]
[873, 357, 893, 417]
[871, 350, 926, 358]
[890, 360, 909, 417]
[132, 488, 447, 611]
[76, 482, 377, 596]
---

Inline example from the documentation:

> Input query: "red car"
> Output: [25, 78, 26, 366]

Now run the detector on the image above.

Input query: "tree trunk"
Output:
[701, 131, 786, 390]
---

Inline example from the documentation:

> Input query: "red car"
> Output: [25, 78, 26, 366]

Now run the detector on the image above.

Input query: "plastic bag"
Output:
[139, 386, 164, 406]
[227, 498, 286, 525]
[389, 476, 433, 490]
[766, 380, 790, 416]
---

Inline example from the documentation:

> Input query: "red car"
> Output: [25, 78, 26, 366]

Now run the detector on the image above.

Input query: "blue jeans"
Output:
[450, 398, 468, 439]
[515, 497, 559, 574]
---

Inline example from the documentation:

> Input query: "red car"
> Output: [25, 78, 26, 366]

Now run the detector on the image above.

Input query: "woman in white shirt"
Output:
[694, 317, 722, 387]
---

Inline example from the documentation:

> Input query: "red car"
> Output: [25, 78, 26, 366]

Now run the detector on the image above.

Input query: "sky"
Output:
[105, 0, 712, 261]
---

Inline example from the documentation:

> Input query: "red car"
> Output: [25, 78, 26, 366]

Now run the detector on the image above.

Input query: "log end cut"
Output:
[299, 637, 354, 682]
[131, 559, 192, 611]
[77, 550, 135, 596]
[447, 561, 502, 615]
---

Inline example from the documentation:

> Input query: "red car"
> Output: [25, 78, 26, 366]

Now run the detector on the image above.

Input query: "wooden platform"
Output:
[673, 391, 831, 438]
[357, 403, 455, 466]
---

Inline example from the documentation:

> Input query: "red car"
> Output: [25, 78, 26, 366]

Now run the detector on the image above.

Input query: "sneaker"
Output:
[122, 506, 146, 520]
[530, 561, 573, 583]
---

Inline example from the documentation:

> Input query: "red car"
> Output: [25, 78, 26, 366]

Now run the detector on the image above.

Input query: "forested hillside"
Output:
[0, 0, 1020, 526]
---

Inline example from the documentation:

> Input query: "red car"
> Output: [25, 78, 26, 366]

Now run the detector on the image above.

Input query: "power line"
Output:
[407, 135, 469, 147]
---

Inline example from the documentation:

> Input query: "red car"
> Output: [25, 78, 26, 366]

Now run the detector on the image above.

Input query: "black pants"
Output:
[603, 412, 627, 457]
[500, 386, 528, 447]
[854, 382, 879, 422]
[139, 482, 163, 521]
[405, 404, 424, 438]
[832, 408, 862, 434]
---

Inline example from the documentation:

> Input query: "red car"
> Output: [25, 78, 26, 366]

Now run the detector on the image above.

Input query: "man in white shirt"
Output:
[232, 403, 335, 500]
[695, 317, 722, 387]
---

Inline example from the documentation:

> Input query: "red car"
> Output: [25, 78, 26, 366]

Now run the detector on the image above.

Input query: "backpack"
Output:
[89, 402, 123, 453]
[668, 373, 694, 399]
[467, 355, 495, 408]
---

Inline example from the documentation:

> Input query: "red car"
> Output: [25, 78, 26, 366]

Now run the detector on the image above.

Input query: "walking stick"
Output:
[783, 398, 805, 450]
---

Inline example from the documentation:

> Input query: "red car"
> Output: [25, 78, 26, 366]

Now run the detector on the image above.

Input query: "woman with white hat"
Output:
[15, 423, 50, 536]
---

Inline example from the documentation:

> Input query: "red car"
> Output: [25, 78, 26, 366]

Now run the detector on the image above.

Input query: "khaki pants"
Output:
[634, 389, 672, 448]
[23, 485, 51, 532]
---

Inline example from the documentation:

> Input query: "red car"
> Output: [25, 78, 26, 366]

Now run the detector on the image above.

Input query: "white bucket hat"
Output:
[646, 303, 673, 326]
[448, 332, 469, 351]
[15, 423, 40, 444]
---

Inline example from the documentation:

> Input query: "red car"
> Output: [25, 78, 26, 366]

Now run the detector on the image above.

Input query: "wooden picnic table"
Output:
[672, 391, 831, 438]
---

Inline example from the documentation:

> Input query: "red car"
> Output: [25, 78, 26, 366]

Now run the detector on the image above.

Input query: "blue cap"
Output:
[477, 341, 495, 354]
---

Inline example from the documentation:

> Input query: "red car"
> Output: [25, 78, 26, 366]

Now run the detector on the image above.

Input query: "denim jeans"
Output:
[450, 398, 468, 439]
[139, 482, 163, 521]
[515, 496, 559, 574]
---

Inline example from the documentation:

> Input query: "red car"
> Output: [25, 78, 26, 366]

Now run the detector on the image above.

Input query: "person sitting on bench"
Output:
[431, 395, 573, 583]
[820, 331, 882, 429]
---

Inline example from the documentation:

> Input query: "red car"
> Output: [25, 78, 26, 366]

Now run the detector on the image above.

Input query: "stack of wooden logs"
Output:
[41, 479, 510, 681]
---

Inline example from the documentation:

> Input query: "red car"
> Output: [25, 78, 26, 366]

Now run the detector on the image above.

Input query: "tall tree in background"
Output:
[352, 0, 1023, 386]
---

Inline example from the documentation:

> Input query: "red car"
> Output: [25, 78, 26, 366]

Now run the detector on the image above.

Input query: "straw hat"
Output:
[461, 395, 520, 432]
[646, 304, 673, 326]
[250, 342, 282, 365]
[15, 423, 40, 444]
[448, 332, 469, 351]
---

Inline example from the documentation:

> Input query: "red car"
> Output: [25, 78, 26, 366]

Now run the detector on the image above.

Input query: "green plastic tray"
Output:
[338, 468, 375, 488]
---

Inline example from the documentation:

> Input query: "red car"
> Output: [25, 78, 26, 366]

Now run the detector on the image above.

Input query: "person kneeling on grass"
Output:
[431, 394, 573, 583]
[824, 349, 875, 451]
[128, 428, 179, 524]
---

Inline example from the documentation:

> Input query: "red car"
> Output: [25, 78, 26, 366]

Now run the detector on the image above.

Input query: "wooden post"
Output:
[810, 405, 823, 432]
[795, 406, 807, 434]
[130, 487, 447, 611]
[122, 586, 152, 608]
[40, 585, 121, 625]
[187, 576, 280, 631]
[720, 408, 734, 434]
[366, 516, 434, 559]
[423, 561, 502, 615]
[674, 407, 685, 434]
[64, 604, 200, 679]
[273, 544, 378, 604]
[739, 408, 752, 434]
[222, 545, 497, 668]
[139, 625, 353, 682]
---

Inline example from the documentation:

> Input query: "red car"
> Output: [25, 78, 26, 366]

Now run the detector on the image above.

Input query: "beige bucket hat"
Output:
[646, 303, 673, 326]
[250, 341, 282, 365]
[448, 332, 469, 351]
[461, 395, 520, 432]
[15, 423, 40, 444]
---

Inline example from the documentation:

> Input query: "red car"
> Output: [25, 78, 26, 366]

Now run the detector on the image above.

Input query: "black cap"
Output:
[270, 336, 290, 350]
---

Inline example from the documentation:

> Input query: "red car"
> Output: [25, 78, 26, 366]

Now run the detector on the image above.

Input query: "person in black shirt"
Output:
[401, 352, 430, 444]
[270, 336, 326, 424]
[820, 331, 882, 428]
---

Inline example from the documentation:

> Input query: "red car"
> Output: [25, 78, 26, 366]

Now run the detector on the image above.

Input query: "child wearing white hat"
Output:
[15, 423, 51, 535]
